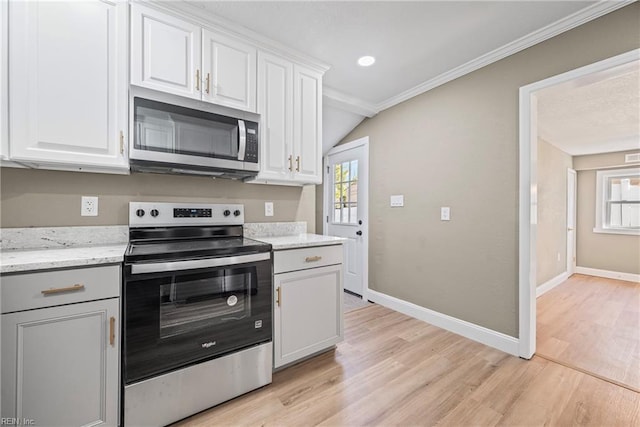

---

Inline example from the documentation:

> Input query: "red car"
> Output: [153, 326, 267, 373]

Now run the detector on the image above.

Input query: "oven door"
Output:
[123, 252, 272, 384]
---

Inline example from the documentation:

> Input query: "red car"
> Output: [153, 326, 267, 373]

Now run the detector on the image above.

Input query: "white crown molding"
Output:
[323, 87, 378, 117]
[375, 0, 634, 112]
[319, 0, 633, 117]
[137, 0, 331, 74]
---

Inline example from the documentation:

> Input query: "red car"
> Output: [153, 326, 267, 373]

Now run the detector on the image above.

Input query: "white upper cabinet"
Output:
[203, 30, 257, 112]
[254, 55, 323, 185]
[1, 0, 8, 161]
[256, 52, 293, 181]
[130, 4, 202, 100]
[131, 5, 257, 113]
[292, 66, 322, 184]
[8, 0, 128, 172]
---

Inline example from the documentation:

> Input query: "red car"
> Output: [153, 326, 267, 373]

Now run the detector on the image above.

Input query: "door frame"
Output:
[323, 136, 369, 301]
[567, 168, 577, 276]
[518, 48, 639, 359]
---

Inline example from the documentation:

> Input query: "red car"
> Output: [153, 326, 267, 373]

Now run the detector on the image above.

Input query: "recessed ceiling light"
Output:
[357, 56, 376, 67]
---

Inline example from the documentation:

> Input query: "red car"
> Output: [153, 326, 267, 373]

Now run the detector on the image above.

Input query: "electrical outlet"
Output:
[81, 196, 98, 217]
[390, 195, 404, 207]
[557, 252, 561, 262]
[440, 207, 451, 221]
[265, 202, 274, 217]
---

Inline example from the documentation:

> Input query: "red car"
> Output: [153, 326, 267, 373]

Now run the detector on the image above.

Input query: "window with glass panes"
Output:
[333, 160, 358, 224]
[597, 168, 640, 232]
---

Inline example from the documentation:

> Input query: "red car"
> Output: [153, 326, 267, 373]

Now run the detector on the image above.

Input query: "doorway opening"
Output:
[519, 49, 640, 370]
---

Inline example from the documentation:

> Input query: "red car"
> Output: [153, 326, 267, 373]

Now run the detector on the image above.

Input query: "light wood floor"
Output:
[537, 274, 640, 392]
[343, 291, 372, 313]
[175, 304, 639, 426]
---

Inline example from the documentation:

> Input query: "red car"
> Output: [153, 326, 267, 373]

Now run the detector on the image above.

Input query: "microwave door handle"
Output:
[130, 252, 270, 275]
[238, 120, 246, 161]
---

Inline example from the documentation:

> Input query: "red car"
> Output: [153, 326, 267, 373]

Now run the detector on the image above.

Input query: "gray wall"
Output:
[339, 4, 640, 337]
[0, 168, 316, 229]
[574, 150, 640, 274]
[536, 139, 573, 286]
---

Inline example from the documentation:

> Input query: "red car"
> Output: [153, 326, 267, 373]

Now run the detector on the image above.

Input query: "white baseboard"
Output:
[366, 289, 519, 357]
[536, 271, 570, 298]
[575, 267, 640, 283]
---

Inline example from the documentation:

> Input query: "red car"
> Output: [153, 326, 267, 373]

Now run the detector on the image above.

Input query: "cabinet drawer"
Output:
[1, 265, 120, 313]
[274, 245, 342, 274]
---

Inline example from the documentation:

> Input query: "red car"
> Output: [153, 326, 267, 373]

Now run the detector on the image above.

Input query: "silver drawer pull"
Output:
[305, 256, 322, 262]
[41, 284, 85, 295]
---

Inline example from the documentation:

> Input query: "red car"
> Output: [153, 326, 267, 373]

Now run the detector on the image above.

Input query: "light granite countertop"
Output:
[1, 226, 128, 274]
[253, 233, 347, 250]
[0, 223, 345, 273]
[0, 244, 128, 274]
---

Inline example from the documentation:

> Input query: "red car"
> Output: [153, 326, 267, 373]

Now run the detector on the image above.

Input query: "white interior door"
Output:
[325, 137, 368, 297]
[567, 168, 577, 275]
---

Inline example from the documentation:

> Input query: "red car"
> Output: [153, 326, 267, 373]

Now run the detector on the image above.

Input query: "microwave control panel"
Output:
[245, 123, 258, 163]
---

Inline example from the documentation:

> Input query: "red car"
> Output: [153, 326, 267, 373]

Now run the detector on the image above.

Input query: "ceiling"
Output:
[181, 1, 631, 153]
[537, 61, 640, 156]
[192, 0, 599, 110]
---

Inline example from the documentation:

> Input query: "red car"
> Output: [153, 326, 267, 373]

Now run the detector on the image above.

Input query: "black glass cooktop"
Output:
[125, 237, 271, 263]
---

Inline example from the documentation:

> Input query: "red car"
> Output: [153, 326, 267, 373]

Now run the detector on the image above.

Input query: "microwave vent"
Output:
[625, 153, 640, 163]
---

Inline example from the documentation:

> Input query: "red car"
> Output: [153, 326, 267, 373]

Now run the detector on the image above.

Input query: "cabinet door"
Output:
[1, 0, 7, 161]
[274, 264, 343, 368]
[256, 52, 293, 181]
[292, 65, 322, 184]
[1, 298, 120, 427]
[131, 4, 201, 100]
[202, 30, 257, 112]
[8, 1, 128, 171]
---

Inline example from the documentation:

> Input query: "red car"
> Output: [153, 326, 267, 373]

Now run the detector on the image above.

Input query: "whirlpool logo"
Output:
[201, 341, 217, 349]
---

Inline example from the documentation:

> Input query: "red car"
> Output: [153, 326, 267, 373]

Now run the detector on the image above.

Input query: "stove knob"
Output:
[136, 209, 145, 218]
[223, 210, 231, 217]
[150, 209, 159, 217]
[233, 209, 241, 217]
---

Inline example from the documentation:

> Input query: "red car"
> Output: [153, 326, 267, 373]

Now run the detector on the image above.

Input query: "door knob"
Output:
[356, 230, 363, 236]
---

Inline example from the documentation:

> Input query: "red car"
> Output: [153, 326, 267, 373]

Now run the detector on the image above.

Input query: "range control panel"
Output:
[129, 202, 244, 227]
[174, 208, 212, 218]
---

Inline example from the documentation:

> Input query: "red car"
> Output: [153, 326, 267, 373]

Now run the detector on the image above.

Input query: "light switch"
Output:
[265, 202, 274, 217]
[441, 207, 451, 221]
[390, 195, 404, 207]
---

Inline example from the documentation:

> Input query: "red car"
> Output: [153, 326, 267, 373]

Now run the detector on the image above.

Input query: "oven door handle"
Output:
[130, 252, 270, 275]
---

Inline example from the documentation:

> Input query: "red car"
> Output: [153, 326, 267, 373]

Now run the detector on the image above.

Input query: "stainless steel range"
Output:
[122, 202, 273, 427]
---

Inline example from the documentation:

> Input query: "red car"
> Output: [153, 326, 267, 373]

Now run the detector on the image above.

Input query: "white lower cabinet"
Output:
[273, 245, 343, 369]
[1, 266, 120, 427]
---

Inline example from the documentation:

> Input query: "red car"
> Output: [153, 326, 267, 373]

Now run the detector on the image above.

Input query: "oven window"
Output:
[159, 269, 253, 339]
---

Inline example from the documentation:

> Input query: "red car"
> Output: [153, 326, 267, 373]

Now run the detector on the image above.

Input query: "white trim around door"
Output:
[323, 136, 369, 302]
[518, 48, 640, 359]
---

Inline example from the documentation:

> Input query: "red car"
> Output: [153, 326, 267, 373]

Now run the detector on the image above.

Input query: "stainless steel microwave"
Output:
[129, 87, 260, 180]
